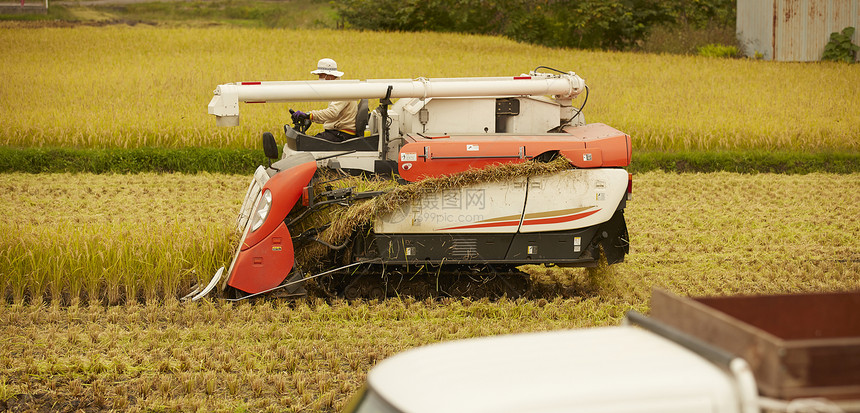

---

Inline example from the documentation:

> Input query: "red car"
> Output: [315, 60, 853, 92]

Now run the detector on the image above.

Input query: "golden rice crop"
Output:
[0, 172, 247, 304]
[0, 171, 858, 410]
[624, 171, 860, 299]
[1, 171, 857, 305]
[1, 24, 858, 151]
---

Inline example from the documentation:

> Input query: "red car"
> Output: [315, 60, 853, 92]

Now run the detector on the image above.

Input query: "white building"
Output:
[737, 0, 859, 61]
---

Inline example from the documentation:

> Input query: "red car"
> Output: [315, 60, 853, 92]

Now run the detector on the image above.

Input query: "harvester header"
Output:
[208, 72, 585, 127]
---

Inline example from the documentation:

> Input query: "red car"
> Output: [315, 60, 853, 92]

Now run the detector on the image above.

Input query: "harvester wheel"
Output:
[344, 284, 362, 300]
[369, 286, 386, 300]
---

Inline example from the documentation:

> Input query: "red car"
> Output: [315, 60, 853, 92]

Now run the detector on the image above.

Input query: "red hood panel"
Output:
[227, 222, 295, 294]
[242, 160, 317, 249]
[397, 123, 630, 182]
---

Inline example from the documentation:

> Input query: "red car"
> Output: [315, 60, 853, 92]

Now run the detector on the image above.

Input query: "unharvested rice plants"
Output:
[0, 173, 244, 305]
[3, 171, 857, 305]
[1, 25, 859, 152]
[1, 171, 858, 411]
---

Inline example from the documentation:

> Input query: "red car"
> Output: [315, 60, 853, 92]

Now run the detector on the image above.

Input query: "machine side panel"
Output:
[562, 123, 631, 167]
[399, 98, 497, 136]
[371, 233, 517, 263]
[374, 178, 527, 234]
[397, 139, 546, 182]
[396, 127, 630, 182]
[227, 222, 295, 294]
[519, 169, 628, 233]
[505, 227, 600, 263]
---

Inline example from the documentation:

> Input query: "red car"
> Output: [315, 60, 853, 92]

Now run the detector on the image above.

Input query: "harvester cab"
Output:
[188, 68, 632, 302]
[279, 98, 386, 175]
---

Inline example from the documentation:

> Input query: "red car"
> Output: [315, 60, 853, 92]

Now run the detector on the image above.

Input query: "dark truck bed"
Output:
[649, 289, 860, 401]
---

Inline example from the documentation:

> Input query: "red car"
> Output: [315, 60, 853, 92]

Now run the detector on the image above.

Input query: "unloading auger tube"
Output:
[188, 68, 632, 302]
[207, 71, 585, 127]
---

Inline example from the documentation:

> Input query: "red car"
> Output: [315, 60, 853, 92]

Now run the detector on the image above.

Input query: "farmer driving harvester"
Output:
[290, 58, 358, 142]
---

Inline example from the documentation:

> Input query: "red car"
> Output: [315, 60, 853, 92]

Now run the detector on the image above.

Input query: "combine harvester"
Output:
[187, 67, 632, 301]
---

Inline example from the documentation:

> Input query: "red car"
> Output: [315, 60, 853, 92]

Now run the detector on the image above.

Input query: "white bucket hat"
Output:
[311, 58, 344, 78]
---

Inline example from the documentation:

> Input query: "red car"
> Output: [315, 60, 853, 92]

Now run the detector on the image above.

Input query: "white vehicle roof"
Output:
[365, 326, 751, 413]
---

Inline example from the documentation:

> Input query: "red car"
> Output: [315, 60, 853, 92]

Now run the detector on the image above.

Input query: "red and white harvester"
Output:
[188, 67, 632, 301]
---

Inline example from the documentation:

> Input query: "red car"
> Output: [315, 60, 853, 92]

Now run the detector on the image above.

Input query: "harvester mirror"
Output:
[262, 132, 279, 160]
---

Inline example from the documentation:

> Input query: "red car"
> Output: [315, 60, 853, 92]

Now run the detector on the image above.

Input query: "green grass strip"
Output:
[1, 147, 858, 174]
[0, 147, 268, 174]
[631, 150, 860, 174]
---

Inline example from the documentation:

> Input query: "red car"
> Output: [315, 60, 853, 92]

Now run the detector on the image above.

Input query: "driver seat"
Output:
[284, 99, 379, 152]
[355, 98, 369, 137]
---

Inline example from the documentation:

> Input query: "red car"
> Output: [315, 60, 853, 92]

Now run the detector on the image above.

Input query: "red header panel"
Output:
[397, 124, 630, 182]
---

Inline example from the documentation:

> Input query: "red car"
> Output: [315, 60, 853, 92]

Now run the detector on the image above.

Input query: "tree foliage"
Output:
[335, 0, 736, 50]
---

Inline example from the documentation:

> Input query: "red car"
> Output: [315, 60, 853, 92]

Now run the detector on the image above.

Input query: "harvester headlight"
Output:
[250, 189, 272, 232]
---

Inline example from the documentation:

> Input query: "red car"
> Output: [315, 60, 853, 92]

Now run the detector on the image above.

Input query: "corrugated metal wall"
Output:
[737, 0, 860, 61]
[738, 0, 777, 59]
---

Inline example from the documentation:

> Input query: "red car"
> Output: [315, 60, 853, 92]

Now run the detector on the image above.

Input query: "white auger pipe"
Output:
[208, 72, 585, 126]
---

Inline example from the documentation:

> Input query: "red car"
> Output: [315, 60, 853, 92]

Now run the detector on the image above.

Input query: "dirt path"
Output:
[53, 0, 189, 5]
[1, 0, 188, 6]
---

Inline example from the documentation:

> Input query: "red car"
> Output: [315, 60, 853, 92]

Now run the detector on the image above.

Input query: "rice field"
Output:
[2, 171, 857, 306]
[0, 173, 242, 305]
[1, 24, 859, 152]
[1, 22, 859, 412]
[0, 171, 858, 410]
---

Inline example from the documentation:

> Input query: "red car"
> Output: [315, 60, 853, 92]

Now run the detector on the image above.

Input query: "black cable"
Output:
[571, 85, 589, 124]
[533, 65, 567, 75]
